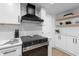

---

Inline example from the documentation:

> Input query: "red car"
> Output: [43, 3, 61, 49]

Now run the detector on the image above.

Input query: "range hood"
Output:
[21, 3, 44, 22]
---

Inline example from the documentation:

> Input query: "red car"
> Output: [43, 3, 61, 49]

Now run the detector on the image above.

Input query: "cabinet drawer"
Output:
[0, 46, 22, 56]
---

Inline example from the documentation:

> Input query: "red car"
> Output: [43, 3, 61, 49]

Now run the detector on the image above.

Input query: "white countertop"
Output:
[0, 38, 22, 50]
[56, 33, 79, 38]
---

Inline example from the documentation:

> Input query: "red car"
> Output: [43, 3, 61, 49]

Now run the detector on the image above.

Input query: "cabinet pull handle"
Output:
[75, 39, 77, 44]
[3, 50, 16, 54]
[60, 36, 61, 40]
[73, 38, 74, 43]
[58, 36, 61, 40]
[18, 16, 20, 22]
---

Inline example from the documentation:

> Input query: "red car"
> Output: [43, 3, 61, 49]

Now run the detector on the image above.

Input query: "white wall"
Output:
[20, 3, 26, 16]
[41, 8, 55, 39]
[0, 24, 19, 41]
[40, 8, 56, 56]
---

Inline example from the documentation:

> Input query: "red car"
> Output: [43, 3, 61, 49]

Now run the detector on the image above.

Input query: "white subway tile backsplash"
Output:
[60, 27, 79, 37]
[0, 22, 42, 41]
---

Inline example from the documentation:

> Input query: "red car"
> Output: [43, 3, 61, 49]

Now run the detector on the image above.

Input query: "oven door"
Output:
[22, 42, 48, 56]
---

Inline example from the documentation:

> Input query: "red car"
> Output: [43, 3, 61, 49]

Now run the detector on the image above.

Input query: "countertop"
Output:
[0, 38, 22, 50]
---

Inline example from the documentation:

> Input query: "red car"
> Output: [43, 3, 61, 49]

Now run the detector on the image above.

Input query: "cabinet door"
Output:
[74, 38, 79, 56]
[0, 46, 22, 56]
[59, 35, 66, 50]
[67, 37, 79, 56]
[55, 35, 60, 48]
[66, 36, 76, 55]
[0, 3, 20, 24]
[55, 35, 79, 55]
[55, 35, 66, 51]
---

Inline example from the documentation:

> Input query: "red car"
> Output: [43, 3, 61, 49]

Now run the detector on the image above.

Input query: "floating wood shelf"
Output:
[57, 24, 79, 27]
[56, 14, 79, 21]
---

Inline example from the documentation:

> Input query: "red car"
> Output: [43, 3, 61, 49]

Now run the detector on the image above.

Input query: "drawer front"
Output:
[0, 46, 22, 56]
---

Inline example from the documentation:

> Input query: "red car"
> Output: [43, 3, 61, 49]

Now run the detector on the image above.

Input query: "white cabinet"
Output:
[55, 35, 66, 51]
[66, 36, 79, 56]
[55, 34, 79, 56]
[66, 36, 76, 55]
[0, 3, 20, 24]
[55, 35, 60, 48]
[0, 45, 22, 56]
[73, 38, 79, 56]
[55, 35, 76, 54]
[64, 36, 79, 55]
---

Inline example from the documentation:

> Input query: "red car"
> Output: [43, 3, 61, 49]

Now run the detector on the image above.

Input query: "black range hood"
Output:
[21, 3, 44, 22]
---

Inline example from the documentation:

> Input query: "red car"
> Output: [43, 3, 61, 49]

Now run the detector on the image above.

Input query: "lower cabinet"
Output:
[66, 36, 76, 55]
[55, 35, 66, 51]
[55, 35, 79, 56]
[0, 46, 22, 56]
[73, 38, 79, 56]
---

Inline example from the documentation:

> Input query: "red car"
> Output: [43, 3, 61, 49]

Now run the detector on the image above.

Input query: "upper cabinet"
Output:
[0, 3, 20, 24]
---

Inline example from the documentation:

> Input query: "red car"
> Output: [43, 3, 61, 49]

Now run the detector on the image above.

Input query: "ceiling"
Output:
[34, 3, 79, 15]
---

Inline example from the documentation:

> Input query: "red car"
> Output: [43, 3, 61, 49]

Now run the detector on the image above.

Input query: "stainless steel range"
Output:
[21, 35, 48, 56]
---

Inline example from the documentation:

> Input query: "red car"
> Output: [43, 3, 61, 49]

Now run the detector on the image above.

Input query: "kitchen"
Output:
[0, 3, 79, 56]
[0, 3, 51, 56]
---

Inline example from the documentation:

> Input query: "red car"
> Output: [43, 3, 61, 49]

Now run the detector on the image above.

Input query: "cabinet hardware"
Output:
[75, 39, 77, 44]
[58, 36, 61, 40]
[73, 38, 74, 43]
[60, 36, 61, 40]
[18, 16, 20, 22]
[3, 50, 16, 54]
[18, 16, 19, 22]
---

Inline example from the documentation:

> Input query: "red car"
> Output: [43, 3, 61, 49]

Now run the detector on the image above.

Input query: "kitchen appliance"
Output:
[21, 35, 48, 56]
[0, 38, 22, 56]
[14, 29, 19, 38]
[21, 3, 44, 22]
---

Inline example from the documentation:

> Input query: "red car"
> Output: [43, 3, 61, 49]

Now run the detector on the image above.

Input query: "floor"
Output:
[52, 48, 70, 56]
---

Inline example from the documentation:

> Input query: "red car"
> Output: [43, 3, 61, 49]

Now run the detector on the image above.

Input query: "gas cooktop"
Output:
[21, 35, 48, 47]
